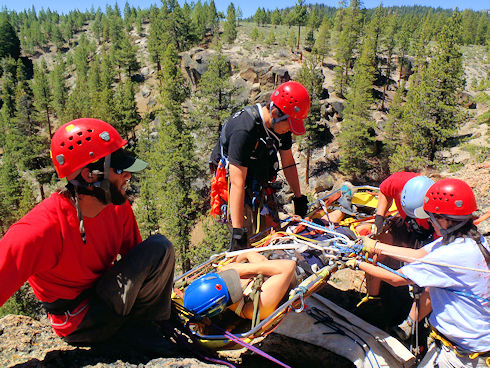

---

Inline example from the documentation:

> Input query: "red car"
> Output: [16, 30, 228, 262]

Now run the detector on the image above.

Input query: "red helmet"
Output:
[422, 179, 477, 217]
[51, 118, 127, 178]
[270, 81, 310, 135]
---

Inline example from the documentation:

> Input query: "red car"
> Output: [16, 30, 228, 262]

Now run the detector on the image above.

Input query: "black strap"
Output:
[42, 288, 94, 315]
[243, 105, 262, 125]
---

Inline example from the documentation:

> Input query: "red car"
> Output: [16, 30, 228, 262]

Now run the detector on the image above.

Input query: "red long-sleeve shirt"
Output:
[0, 192, 141, 334]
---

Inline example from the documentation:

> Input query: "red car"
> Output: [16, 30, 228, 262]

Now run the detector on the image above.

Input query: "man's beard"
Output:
[109, 181, 128, 205]
[90, 181, 128, 205]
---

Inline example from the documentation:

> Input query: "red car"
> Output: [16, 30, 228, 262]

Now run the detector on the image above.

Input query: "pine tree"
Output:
[293, 0, 308, 51]
[114, 79, 140, 140]
[266, 30, 276, 45]
[49, 54, 68, 121]
[0, 154, 24, 233]
[390, 11, 465, 170]
[338, 14, 378, 175]
[32, 60, 53, 138]
[134, 114, 160, 238]
[207, 0, 218, 34]
[334, 0, 362, 97]
[147, 43, 199, 272]
[305, 29, 315, 50]
[191, 45, 240, 158]
[383, 82, 405, 171]
[112, 31, 140, 79]
[0, 14, 21, 60]
[271, 9, 281, 27]
[296, 56, 325, 184]
[313, 16, 330, 64]
[379, 13, 398, 110]
[223, 3, 237, 44]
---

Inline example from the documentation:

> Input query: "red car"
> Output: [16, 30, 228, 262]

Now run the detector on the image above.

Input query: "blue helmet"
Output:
[401, 176, 435, 218]
[184, 270, 242, 318]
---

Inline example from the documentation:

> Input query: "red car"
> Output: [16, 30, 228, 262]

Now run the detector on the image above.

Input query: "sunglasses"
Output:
[430, 213, 447, 221]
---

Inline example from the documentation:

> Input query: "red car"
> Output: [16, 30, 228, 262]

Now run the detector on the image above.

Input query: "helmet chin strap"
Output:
[269, 102, 289, 131]
[100, 154, 112, 204]
[428, 213, 470, 238]
[68, 153, 113, 204]
[67, 154, 113, 244]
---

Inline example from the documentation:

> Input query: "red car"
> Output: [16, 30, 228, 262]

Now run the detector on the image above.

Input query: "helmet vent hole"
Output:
[77, 132, 83, 136]
[76, 140, 82, 145]
[68, 146, 74, 150]
[68, 136, 73, 141]
[88, 129, 93, 133]
[60, 142, 65, 147]
[86, 137, 91, 141]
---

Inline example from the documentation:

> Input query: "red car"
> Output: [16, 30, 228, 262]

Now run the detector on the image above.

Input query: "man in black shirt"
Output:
[210, 81, 311, 251]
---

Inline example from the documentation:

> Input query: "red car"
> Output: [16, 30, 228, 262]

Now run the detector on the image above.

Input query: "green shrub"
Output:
[0, 283, 43, 319]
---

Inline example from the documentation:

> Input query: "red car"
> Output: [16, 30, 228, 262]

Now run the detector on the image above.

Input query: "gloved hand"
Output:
[360, 236, 378, 254]
[293, 195, 308, 217]
[346, 258, 361, 270]
[228, 228, 248, 252]
[371, 214, 385, 235]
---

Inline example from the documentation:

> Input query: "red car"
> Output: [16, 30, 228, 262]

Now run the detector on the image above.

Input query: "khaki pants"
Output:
[64, 234, 175, 344]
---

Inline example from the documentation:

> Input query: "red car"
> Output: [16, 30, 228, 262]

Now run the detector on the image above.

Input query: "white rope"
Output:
[378, 250, 490, 274]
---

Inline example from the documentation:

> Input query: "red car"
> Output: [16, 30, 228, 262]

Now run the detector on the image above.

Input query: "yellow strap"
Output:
[356, 294, 380, 308]
[256, 205, 261, 234]
[430, 329, 487, 360]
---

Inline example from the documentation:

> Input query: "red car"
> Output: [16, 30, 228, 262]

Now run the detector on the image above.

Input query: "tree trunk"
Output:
[380, 50, 392, 111]
[46, 108, 52, 138]
[296, 25, 301, 51]
[305, 145, 310, 185]
[40, 184, 45, 200]
[398, 51, 404, 88]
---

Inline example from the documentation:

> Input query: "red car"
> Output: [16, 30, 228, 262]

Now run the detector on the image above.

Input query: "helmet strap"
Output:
[428, 213, 470, 238]
[99, 154, 112, 204]
[74, 187, 87, 244]
[269, 102, 289, 131]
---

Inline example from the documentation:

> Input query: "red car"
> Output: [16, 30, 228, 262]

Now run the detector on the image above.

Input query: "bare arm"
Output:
[359, 261, 413, 287]
[375, 241, 428, 263]
[279, 149, 301, 198]
[229, 163, 248, 229]
[376, 191, 393, 217]
[239, 259, 296, 319]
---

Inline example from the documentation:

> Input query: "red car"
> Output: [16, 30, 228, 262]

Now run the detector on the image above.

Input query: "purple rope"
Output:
[222, 331, 292, 368]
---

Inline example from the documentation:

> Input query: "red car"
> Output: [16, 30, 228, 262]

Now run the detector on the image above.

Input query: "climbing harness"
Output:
[430, 328, 490, 363]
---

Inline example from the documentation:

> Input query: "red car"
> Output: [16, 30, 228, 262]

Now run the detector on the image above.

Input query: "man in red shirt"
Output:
[0, 119, 175, 352]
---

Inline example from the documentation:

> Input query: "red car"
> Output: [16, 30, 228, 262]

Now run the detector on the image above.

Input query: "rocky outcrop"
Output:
[0, 315, 225, 368]
[0, 314, 351, 368]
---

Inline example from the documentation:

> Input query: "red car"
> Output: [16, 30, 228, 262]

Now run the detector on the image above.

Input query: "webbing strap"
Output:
[250, 274, 264, 329]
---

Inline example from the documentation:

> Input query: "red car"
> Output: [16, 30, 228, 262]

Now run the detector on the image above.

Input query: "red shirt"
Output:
[0, 192, 141, 335]
[379, 171, 430, 229]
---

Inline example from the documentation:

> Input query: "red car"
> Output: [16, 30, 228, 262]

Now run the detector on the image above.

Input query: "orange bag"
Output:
[210, 164, 229, 216]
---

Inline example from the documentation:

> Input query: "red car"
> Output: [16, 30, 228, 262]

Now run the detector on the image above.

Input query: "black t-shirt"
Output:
[210, 105, 292, 184]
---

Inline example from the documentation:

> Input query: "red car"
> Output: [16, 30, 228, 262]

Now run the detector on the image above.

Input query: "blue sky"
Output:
[0, 0, 487, 18]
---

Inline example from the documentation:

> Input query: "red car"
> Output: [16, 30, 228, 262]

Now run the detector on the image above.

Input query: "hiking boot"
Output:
[392, 317, 414, 341]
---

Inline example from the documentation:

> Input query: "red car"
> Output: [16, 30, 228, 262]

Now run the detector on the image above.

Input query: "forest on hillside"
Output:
[0, 0, 489, 316]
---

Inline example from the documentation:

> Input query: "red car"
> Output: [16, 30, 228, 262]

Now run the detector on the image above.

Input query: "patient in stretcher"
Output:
[184, 252, 296, 320]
